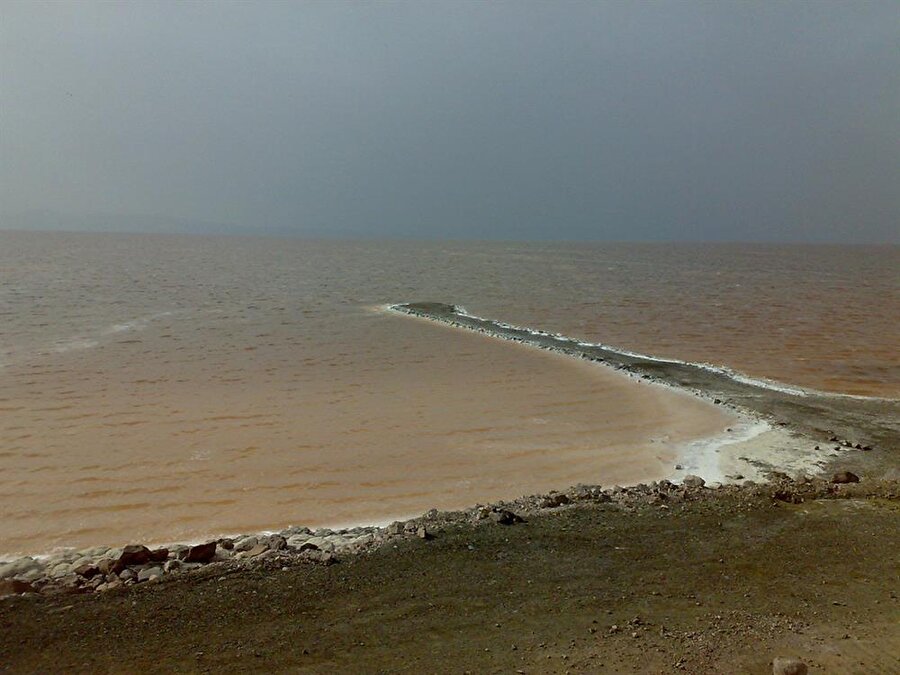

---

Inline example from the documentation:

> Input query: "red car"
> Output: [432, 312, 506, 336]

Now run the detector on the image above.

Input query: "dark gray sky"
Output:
[1, 1, 898, 242]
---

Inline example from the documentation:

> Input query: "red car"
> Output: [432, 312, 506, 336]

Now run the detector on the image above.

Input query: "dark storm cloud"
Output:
[1, 1, 897, 242]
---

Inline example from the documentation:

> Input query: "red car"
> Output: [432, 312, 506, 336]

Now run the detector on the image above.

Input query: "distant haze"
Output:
[1, 1, 898, 242]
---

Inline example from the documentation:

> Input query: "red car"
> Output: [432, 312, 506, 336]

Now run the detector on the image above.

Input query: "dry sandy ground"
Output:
[2, 487, 898, 674]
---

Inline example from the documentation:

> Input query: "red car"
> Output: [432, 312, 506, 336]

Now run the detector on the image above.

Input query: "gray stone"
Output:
[232, 536, 258, 552]
[118, 568, 136, 582]
[137, 566, 163, 582]
[286, 535, 309, 549]
[49, 563, 73, 579]
[772, 657, 808, 675]
[0, 557, 42, 580]
[682, 475, 706, 489]
[244, 544, 269, 558]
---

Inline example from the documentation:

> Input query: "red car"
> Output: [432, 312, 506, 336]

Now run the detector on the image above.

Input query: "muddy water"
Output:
[0, 232, 895, 554]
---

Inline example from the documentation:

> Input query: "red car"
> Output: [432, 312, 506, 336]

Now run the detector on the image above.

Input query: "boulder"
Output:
[49, 563, 73, 579]
[832, 471, 860, 484]
[118, 568, 136, 582]
[112, 545, 152, 573]
[772, 657, 808, 675]
[149, 548, 169, 562]
[416, 525, 432, 540]
[682, 475, 706, 489]
[74, 563, 100, 579]
[180, 542, 216, 563]
[232, 536, 258, 552]
[385, 521, 405, 536]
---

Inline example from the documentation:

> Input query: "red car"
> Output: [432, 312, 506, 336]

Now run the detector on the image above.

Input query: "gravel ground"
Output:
[2, 486, 898, 674]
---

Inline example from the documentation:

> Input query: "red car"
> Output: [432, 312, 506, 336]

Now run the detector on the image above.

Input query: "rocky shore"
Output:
[1, 467, 889, 601]
[2, 302, 897, 604]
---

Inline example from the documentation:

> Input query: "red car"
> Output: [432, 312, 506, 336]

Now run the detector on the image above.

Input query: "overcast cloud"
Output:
[1, 1, 897, 242]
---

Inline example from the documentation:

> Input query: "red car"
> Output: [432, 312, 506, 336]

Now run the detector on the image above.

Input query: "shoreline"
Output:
[3, 302, 897, 594]
[5, 306, 777, 562]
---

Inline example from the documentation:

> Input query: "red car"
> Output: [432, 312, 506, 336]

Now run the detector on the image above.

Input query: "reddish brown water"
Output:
[0, 232, 896, 555]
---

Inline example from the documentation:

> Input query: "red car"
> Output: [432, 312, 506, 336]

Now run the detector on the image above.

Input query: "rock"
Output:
[96, 558, 114, 575]
[266, 535, 287, 551]
[74, 563, 100, 579]
[385, 521, 405, 536]
[0, 557, 42, 580]
[180, 542, 216, 563]
[489, 509, 524, 525]
[0, 579, 36, 596]
[674, 464, 684, 470]
[49, 563, 73, 579]
[232, 536, 258, 552]
[218, 538, 234, 550]
[295, 542, 320, 552]
[164, 560, 181, 573]
[539, 494, 570, 508]
[244, 544, 270, 558]
[302, 550, 335, 565]
[772, 657, 808, 675]
[832, 471, 860, 484]
[682, 475, 706, 489]
[112, 545, 152, 573]
[149, 548, 169, 562]
[118, 568, 136, 582]
[416, 525, 431, 540]
[286, 535, 309, 549]
[137, 566, 163, 582]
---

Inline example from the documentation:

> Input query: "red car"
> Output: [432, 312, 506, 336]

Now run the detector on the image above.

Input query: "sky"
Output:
[1, 1, 898, 242]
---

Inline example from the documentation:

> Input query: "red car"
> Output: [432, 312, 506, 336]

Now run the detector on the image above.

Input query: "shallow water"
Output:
[0, 232, 896, 554]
